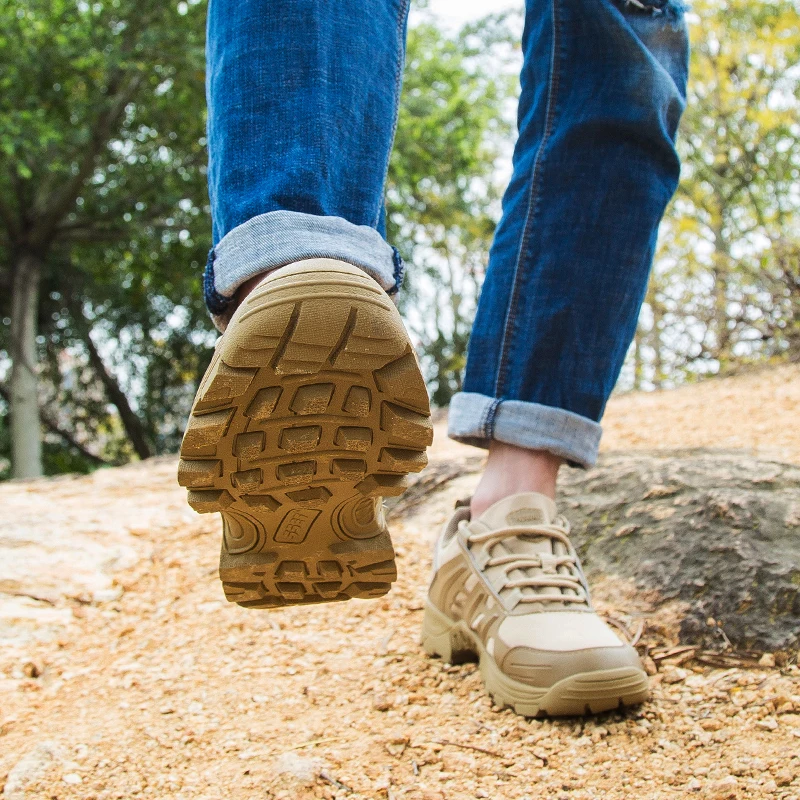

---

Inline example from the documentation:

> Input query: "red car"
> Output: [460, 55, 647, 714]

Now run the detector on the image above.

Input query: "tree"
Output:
[0, 0, 209, 477]
[629, 0, 800, 389]
[387, 13, 517, 406]
[0, 7, 518, 477]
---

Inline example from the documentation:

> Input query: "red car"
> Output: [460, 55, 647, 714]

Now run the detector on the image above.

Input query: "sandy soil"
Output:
[602, 364, 800, 465]
[1, 365, 799, 800]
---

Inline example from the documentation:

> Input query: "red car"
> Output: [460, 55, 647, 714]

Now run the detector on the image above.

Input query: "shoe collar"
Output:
[470, 491, 557, 533]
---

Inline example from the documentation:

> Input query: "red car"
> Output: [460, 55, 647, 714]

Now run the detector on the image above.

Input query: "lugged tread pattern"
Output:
[219, 539, 397, 607]
[181, 408, 235, 457]
[178, 260, 432, 608]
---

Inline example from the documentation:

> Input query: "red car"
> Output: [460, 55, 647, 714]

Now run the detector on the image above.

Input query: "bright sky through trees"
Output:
[425, 0, 518, 28]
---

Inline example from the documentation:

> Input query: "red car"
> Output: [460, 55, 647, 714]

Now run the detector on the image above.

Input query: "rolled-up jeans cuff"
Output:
[447, 392, 602, 469]
[203, 210, 404, 331]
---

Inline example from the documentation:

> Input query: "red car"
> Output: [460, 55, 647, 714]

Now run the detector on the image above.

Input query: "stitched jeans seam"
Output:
[373, 0, 410, 229]
[493, 0, 562, 398]
[482, 398, 501, 439]
[387, 247, 405, 295]
[203, 248, 231, 315]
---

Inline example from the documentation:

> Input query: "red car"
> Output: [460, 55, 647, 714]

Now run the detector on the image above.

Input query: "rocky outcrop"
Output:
[559, 451, 800, 652]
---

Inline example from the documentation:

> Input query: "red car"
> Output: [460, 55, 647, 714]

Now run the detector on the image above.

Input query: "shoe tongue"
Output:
[477, 492, 557, 531]
[476, 492, 571, 603]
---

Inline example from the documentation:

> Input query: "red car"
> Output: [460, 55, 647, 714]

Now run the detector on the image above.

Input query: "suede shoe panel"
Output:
[501, 645, 643, 689]
[422, 491, 649, 716]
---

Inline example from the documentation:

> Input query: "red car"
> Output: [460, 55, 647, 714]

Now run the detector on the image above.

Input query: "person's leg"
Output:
[180, 0, 433, 609]
[424, 0, 689, 717]
[204, 0, 410, 330]
[449, 0, 689, 515]
[470, 443, 562, 512]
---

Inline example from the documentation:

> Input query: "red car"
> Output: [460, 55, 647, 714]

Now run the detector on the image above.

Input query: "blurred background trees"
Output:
[1, 0, 798, 478]
[0, 0, 209, 478]
[387, 12, 516, 406]
[630, 0, 800, 389]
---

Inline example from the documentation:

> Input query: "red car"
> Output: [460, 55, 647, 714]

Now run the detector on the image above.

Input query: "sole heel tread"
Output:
[179, 260, 431, 607]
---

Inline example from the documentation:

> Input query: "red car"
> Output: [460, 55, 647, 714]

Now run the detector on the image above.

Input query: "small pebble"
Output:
[757, 717, 779, 731]
[661, 666, 689, 684]
[373, 694, 393, 712]
[708, 776, 738, 800]
[642, 657, 658, 676]
[22, 662, 42, 679]
[775, 767, 795, 786]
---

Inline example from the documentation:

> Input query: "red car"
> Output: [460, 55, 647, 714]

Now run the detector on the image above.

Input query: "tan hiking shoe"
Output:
[178, 259, 432, 608]
[421, 492, 649, 716]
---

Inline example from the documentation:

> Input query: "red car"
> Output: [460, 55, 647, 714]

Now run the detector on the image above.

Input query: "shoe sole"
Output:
[421, 602, 650, 717]
[178, 259, 432, 608]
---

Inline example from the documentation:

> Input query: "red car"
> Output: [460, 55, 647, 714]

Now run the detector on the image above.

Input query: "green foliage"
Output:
[0, 0, 213, 468]
[4, 0, 796, 475]
[632, 0, 800, 387]
[0, 3, 515, 473]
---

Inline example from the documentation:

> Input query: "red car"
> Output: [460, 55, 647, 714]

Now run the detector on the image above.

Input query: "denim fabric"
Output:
[204, 0, 410, 321]
[456, 0, 689, 458]
[449, 393, 603, 468]
[205, 211, 402, 327]
[203, 0, 688, 466]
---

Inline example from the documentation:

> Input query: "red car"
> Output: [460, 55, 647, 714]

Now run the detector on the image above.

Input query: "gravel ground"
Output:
[602, 364, 800, 465]
[1, 366, 799, 800]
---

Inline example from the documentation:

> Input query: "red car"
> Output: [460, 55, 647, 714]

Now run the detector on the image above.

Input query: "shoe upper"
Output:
[428, 492, 644, 688]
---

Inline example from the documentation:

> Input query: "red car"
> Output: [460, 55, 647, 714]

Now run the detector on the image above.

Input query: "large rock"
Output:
[0, 458, 185, 651]
[559, 451, 800, 651]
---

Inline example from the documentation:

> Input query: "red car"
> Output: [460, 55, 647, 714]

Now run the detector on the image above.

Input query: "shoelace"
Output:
[460, 518, 589, 605]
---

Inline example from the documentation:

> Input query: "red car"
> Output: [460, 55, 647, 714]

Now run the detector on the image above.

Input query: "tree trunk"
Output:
[9, 252, 43, 478]
[632, 329, 643, 391]
[712, 263, 730, 364]
[82, 328, 152, 461]
[651, 301, 664, 389]
[0, 383, 109, 467]
[63, 293, 153, 461]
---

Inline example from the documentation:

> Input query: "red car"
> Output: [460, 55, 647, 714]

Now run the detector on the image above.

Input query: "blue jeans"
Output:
[204, 0, 689, 469]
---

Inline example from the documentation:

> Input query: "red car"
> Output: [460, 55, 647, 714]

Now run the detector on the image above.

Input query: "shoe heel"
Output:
[421, 602, 473, 662]
[178, 258, 432, 609]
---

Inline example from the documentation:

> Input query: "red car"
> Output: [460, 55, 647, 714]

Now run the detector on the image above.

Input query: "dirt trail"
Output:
[1, 365, 799, 800]
[602, 364, 800, 464]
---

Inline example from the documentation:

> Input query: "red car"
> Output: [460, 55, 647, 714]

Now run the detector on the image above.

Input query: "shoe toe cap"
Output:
[501, 642, 643, 688]
[495, 611, 644, 688]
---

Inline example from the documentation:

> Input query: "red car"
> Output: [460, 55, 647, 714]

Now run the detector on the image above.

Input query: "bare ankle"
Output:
[237, 271, 272, 303]
[216, 271, 274, 328]
[470, 442, 563, 518]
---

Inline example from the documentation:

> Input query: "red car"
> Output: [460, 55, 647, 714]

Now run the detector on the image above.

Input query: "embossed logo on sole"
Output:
[274, 509, 320, 544]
